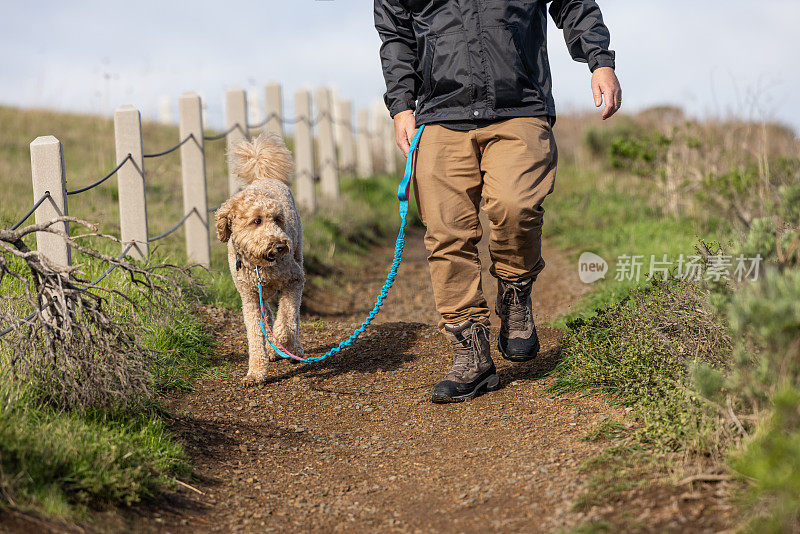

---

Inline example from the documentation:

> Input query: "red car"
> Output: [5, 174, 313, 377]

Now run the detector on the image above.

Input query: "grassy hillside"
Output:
[548, 109, 800, 531]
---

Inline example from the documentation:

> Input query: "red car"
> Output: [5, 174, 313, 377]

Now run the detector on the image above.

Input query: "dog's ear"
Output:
[215, 199, 233, 242]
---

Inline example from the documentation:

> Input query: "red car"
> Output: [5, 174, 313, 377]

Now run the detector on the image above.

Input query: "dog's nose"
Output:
[264, 252, 276, 261]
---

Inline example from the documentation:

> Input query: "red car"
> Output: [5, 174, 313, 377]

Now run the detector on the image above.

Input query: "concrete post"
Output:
[371, 101, 386, 175]
[264, 82, 284, 138]
[315, 87, 339, 200]
[383, 117, 398, 175]
[329, 87, 340, 141]
[336, 99, 356, 175]
[29, 136, 70, 267]
[225, 87, 248, 195]
[356, 109, 373, 178]
[158, 95, 171, 125]
[247, 88, 261, 128]
[114, 105, 148, 260]
[178, 92, 210, 267]
[293, 89, 316, 212]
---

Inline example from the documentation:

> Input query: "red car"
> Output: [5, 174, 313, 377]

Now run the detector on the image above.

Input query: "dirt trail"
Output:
[117, 226, 617, 533]
[121, 227, 725, 533]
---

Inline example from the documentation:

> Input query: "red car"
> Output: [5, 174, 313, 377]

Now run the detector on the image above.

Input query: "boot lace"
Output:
[501, 282, 531, 331]
[450, 325, 484, 378]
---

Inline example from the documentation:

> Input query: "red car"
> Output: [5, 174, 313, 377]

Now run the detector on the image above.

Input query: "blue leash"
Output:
[257, 125, 426, 363]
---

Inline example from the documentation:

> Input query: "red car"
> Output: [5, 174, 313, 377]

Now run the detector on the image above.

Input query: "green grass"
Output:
[545, 161, 725, 326]
[550, 278, 733, 456]
[0, 383, 188, 518]
[550, 117, 800, 530]
[142, 310, 222, 392]
[0, 243, 216, 519]
[731, 389, 800, 533]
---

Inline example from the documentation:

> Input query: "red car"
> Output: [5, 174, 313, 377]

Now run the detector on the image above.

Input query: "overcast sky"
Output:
[0, 1, 795, 132]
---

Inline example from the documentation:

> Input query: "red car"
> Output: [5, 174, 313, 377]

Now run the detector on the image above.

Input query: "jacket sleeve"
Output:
[374, 0, 419, 116]
[548, 0, 615, 72]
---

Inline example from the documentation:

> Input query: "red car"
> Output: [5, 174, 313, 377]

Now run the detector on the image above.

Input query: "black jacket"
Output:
[374, 0, 615, 125]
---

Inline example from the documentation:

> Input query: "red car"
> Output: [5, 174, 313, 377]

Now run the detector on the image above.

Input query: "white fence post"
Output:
[30, 136, 70, 267]
[114, 105, 148, 260]
[247, 88, 261, 128]
[315, 87, 339, 201]
[336, 99, 355, 175]
[264, 82, 284, 138]
[371, 101, 386, 175]
[294, 89, 316, 211]
[225, 87, 248, 195]
[178, 92, 210, 267]
[383, 117, 398, 175]
[356, 109, 373, 178]
[158, 95, 171, 125]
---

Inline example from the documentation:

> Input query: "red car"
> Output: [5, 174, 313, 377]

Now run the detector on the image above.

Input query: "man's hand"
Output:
[591, 67, 622, 120]
[393, 109, 417, 157]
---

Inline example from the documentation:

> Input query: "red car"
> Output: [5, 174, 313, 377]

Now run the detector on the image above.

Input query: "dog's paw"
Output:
[241, 372, 268, 387]
[279, 342, 303, 357]
[267, 350, 282, 362]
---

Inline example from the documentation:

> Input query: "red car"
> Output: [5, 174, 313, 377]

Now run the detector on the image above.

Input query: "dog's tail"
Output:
[228, 132, 293, 186]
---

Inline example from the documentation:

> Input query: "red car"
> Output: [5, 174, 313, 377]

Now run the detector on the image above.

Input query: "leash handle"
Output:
[257, 124, 426, 364]
[397, 125, 425, 206]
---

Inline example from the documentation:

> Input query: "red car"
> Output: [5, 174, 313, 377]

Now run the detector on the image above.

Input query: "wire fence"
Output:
[148, 208, 199, 243]
[1, 83, 398, 338]
[143, 133, 196, 158]
[66, 154, 133, 196]
[10, 191, 51, 231]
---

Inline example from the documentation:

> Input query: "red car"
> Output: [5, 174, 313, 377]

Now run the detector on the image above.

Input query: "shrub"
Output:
[551, 278, 735, 455]
[731, 388, 800, 533]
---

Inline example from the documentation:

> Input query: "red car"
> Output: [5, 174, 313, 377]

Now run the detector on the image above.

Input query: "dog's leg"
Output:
[240, 290, 271, 385]
[273, 281, 304, 356]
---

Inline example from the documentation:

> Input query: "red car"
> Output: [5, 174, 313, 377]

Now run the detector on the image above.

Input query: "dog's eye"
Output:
[253, 218, 262, 226]
[273, 216, 283, 224]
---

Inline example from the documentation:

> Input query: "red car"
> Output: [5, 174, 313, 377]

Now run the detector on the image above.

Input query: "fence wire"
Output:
[66, 154, 133, 196]
[242, 111, 381, 135]
[148, 208, 198, 243]
[10, 191, 51, 231]
[203, 124, 236, 142]
[143, 134, 195, 158]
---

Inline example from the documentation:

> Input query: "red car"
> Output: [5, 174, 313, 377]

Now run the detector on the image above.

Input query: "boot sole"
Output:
[430, 373, 501, 404]
[498, 341, 540, 362]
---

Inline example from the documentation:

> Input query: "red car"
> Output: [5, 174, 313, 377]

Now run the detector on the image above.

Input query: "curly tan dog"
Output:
[215, 133, 305, 386]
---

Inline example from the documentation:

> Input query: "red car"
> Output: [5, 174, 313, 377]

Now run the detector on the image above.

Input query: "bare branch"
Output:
[0, 216, 197, 412]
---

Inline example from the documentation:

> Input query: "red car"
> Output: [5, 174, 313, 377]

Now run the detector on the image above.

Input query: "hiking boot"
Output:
[496, 278, 540, 362]
[431, 321, 500, 403]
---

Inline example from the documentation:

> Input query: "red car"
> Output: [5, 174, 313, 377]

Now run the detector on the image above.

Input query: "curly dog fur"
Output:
[215, 133, 305, 386]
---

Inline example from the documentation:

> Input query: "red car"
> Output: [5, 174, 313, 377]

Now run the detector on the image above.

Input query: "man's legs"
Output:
[479, 117, 557, 283]
[480, 117, 558, 360]
[413, 118, 557, 401]
[415, 125, 498, 403]
[414, 125, 488, 331]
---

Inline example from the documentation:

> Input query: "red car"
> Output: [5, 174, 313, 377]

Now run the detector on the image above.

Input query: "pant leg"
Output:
[414, 125, 489, 331]
[478, 117, 558, 282]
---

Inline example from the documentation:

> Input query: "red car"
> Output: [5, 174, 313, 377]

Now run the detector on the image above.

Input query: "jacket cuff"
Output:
[385, 95, 416, 118]
[589, 51, 616, 73]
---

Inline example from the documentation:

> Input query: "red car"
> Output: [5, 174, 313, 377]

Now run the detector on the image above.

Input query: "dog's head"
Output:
[215, 191, 292, 266]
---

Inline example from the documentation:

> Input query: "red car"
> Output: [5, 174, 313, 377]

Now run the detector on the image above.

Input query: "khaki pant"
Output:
[413, 117, 558, 330]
